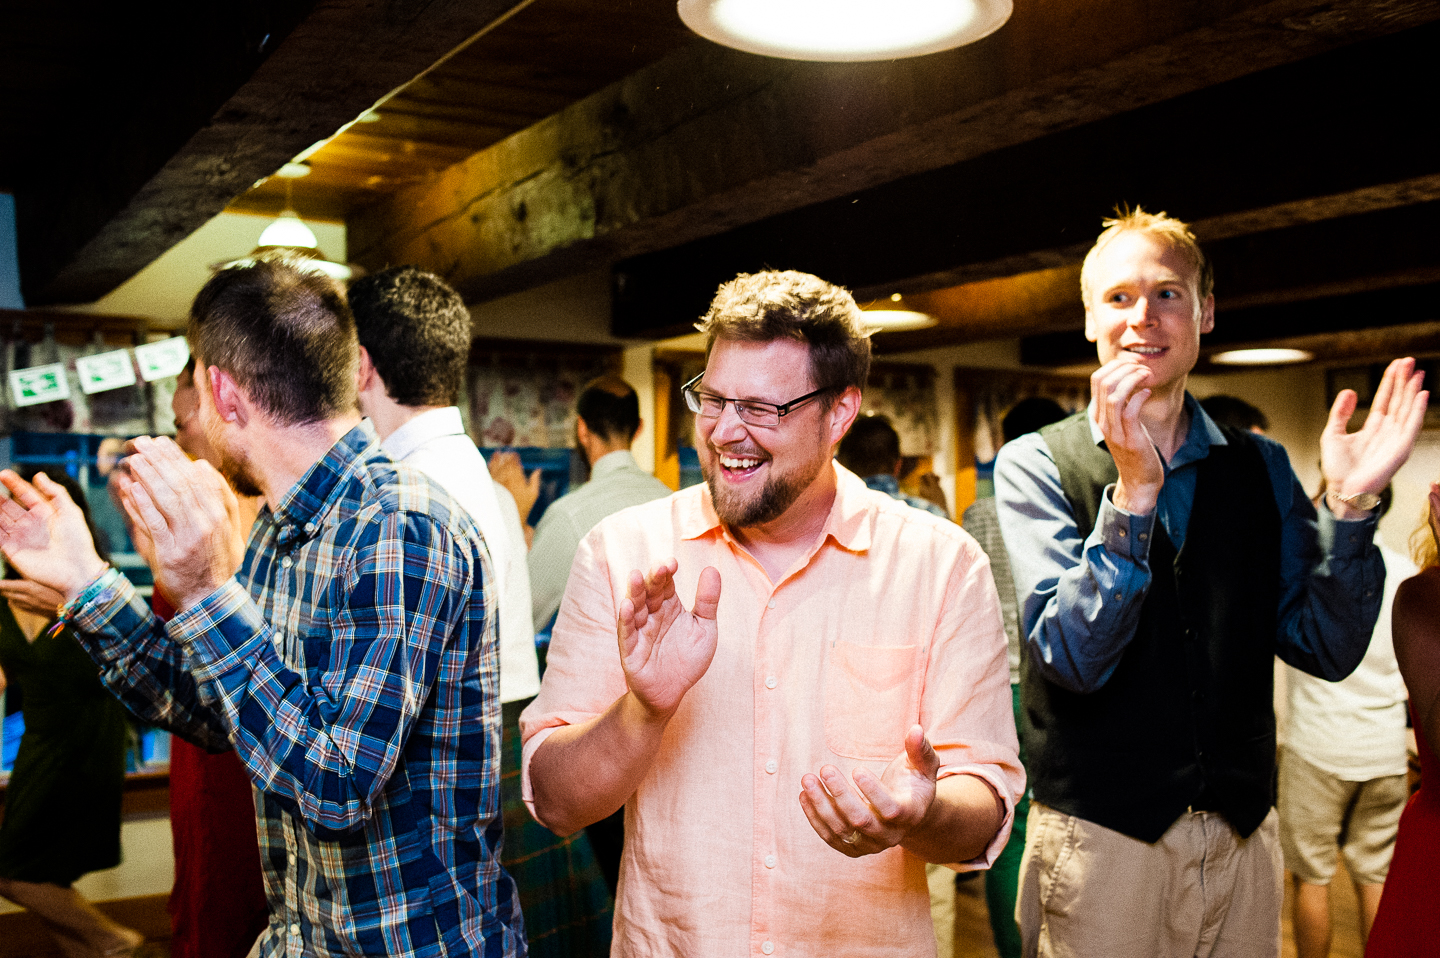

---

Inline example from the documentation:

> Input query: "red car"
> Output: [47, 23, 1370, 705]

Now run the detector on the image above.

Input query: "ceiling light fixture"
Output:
[1209, 348, 1315, 366]
[226, 162, 360, 281]
[860, 310, 938, 332]
[677, 0, 1012, 62]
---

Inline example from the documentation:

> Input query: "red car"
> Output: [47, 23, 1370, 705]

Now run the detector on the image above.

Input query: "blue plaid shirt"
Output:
[72, 422, 525, 958]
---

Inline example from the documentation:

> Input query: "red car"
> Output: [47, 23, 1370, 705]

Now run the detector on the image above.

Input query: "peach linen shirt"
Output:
[520, 463, 1024, 958]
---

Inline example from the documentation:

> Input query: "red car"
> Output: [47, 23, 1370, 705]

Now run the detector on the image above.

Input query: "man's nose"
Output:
[1128, 297, 1157, 328]
[709, 401, 751, 443]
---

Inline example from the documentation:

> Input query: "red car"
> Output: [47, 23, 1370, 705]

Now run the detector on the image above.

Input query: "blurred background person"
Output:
[491, 374, 670, 895]
[1365, 483, 1440, 958]
[350, 266, 611, 957]
[961, 396, 1067, 958]
[1197, 394, 1269, 435]
[0, 468, 142, 958]
[836, 413, 949, 518]
[1278, 482, 1412, 958]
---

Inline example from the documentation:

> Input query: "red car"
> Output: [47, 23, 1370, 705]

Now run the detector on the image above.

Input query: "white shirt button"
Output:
[290, 923, 301, 935]
[281, 556, 293, 568]
[765, 759, 777, 774]
[762, 942, 774, 955]
[304, 521, 316, 533]
[765, 676, 777, 689]
[767, 599, 775, 609]
[764, 854, 776, 868]
[288, 853, 296, 866]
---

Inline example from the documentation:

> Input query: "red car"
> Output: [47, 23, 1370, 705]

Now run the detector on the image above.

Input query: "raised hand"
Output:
[1321, 357, 1428, 519]
[1091, 357, 1163, 514]
[799, 724, 942, 857]
[489, 450, 541, 523]
[0, 471, 109, 598]
[616, 558, 721, 719]
[112, 435, 246, 611]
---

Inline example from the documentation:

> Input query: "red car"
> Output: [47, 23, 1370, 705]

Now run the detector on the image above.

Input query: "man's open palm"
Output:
[0, 470, 108, 597]
[617, 559, 721, 718]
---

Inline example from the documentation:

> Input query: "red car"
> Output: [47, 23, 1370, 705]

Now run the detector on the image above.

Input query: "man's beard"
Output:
[702, 448, 824, 530]
[203, 417, 263, 498]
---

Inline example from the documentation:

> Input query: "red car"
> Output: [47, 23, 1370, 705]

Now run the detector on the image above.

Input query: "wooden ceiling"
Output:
[226, 0, 698, 222]
[5, 0, 1440, 370]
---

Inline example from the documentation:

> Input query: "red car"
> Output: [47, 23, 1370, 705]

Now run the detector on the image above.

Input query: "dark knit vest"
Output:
[1024, 412, 1282, 842]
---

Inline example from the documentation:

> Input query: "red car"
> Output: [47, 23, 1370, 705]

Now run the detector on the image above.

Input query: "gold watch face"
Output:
[1341, 492, 1382, 511]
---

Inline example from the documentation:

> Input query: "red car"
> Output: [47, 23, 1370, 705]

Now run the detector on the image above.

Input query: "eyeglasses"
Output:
[681, 372, 831, 427]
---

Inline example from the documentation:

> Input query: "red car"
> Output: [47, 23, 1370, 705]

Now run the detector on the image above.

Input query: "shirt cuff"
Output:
[1098, 484, 1156, 560]
[1317, 502, 1379, 558]
[70, 567, 142, 635]
[168, 578, 271, 684]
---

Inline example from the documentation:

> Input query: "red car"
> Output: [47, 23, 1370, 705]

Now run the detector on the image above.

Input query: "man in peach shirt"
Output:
[521, 270, 1024, 957]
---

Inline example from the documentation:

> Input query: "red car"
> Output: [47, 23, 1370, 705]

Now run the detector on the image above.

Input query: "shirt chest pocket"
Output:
[823, 643, 922, 761]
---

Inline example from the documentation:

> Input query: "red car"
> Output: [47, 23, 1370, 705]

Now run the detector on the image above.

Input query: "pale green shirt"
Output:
[529, 450, 672, 628]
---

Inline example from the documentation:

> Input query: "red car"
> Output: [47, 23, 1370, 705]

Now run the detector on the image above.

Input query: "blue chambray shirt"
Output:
[73, 422, 525, 958]
[993, 395, 1384, 695]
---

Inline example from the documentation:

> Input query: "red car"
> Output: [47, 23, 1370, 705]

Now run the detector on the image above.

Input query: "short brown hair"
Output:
[349, 266, 471, 408]
[1080, 207, 1214, 309]
[188, 257, 358, 425]
[696, 270, 871, 396]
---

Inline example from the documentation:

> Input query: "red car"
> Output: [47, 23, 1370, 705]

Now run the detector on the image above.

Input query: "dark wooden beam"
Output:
[613, 22, 1440, 340]
[351, 0, 1439, 307]
[15, 0, 532, 305]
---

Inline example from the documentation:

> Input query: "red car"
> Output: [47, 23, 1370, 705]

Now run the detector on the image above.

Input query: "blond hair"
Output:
[1080, 206, 1215, 310]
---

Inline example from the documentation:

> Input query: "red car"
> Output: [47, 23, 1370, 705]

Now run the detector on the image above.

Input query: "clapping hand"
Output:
[111, 436, 246, 611]
[616, 558, 721, 719]
[0, 471, 109, 599]
[1321, 357, 1428, 520]
[800, 724, 942, 857]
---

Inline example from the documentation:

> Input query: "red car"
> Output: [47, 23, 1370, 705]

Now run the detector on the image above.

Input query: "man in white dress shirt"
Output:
[350, 267, 614, 956]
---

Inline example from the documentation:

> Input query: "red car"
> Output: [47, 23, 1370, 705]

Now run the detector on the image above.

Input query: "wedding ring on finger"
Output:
[841, 830, 861, 846]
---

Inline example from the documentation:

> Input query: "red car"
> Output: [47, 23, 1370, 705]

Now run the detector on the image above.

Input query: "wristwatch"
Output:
[1330, 490, 1383, 512]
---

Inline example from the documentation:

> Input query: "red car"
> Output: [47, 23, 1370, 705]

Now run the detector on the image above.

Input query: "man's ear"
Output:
[355, 345, 376, 394]
[1084, 306, 1098, 343]
[827, 386, 863, 447]
[1198, 294, 1216, 335]
[205, 365, 250, 427]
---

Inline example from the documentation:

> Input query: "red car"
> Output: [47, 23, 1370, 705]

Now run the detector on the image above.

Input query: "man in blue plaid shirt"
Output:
[0, 259, 525, 958]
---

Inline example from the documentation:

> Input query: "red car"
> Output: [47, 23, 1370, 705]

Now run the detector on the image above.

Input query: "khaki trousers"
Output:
[1017, 803, 1282, 958]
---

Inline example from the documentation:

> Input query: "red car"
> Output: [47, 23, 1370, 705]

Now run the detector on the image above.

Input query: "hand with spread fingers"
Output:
[1320, 357, 1429, 520]
[0, 470, 110, 599]
[617, 559, 722, 719]
[0, 578, 67, 618]
[111, 435, 247, 612]
[1090, 357, 1164, 515]
[799, 724, 942, 858]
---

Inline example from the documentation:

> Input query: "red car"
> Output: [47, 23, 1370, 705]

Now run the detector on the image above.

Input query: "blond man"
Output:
[994, 209, 1428, 958]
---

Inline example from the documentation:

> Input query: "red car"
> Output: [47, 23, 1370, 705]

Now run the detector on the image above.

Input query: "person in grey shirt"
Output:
[491, 374, 671, 894]
[494, 376, 672, 633]
[993, 207, 1427, 958]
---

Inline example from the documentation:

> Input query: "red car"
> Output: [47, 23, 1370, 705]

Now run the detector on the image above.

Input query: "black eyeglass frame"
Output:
[681, 372, 832, 427]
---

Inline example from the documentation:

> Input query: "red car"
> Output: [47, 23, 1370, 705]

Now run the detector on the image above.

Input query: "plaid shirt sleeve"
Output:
[166, 508, 477, 837]
[69, 569, 233, 751]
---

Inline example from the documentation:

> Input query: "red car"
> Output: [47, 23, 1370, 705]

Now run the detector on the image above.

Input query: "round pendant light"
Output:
[1209, 348, 1315, 367]
[678, 0, 1012, 62]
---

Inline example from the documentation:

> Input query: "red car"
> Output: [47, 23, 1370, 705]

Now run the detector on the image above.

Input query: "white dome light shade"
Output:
[258, 211, 318, 250]
[1209, 348, 1315, 366]
[678, 0, 1012, 62]
[860, 310, 938, 332]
